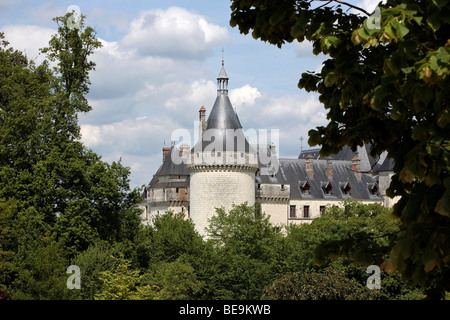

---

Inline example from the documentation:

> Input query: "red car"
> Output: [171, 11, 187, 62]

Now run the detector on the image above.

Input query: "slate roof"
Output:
[379, 156, 395, 172]
[191, 64, 254, 153]
[255, 144, 288, 185]
[148, 146, 189, 189]
[278, 158, 382, 200]
[299, 144, 388, 174]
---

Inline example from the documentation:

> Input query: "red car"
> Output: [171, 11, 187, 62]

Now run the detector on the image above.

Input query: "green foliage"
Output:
[0, 13, 142, 299]
[150, 258, 203, 300]
[262, 268, 372, 300]
[229, 0, 450, 298]
[204, 204, 286, 299]
[144, 211, 204, 264]
[0, 199, 24, 289]
[68, 241, 122, 300]
[94, 255, 157, 300]
[313, 200, 400, 267]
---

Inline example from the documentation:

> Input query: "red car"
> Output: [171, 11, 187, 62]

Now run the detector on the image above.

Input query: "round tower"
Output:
[188, 60, 258, 236]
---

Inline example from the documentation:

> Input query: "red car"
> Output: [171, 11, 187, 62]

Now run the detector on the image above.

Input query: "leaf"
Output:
[324, 71, 339, 87]
[381, 260, 396, 274]
[432, 0, 449, 9]
[435, 191, 450, 216]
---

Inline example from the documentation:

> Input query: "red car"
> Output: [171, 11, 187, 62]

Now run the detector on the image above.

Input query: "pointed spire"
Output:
[217, 51, 228, 95]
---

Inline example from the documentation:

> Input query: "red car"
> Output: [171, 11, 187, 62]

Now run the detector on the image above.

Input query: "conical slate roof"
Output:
[192, 62, 253, 153]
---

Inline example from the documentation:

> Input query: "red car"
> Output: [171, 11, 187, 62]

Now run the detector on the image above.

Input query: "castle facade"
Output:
[140, 62, 398, 236]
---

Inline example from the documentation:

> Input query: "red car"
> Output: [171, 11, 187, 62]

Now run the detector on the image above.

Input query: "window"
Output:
[281, 184, 285, 191]
[320, 206, 326, 216]
[217, 151, 221, 156]
[322, 181, 332, 195]
[303, 205, 310, 218]
[290, 205, 296, 218]
[300, 181, 311, 195]
[368, 182, 379, 195]
[241, 152, 244, 157]
[340, 182, 351, 195]
[176, 188, 179, 193]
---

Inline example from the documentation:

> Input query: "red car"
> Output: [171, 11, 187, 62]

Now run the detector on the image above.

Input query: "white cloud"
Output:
[229, 84, 262, 108]
[164, 79, 216, 112]
[354, 0, 385, 14]
[2, 24, 54, 63]
[121, 6, 230, 60]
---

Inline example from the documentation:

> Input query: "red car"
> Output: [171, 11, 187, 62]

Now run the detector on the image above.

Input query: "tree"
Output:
[0, 199, 24, 290]
[229, 0, 450, 298]
[94, 255, 157, 300]
[0, 13, 142, 298]
[262, 268, 373, 300]
[144, 211, 204, 264]
[150, 258, 203, 300]
[205, 203, 285, 299]
[67, 241, 122, 300]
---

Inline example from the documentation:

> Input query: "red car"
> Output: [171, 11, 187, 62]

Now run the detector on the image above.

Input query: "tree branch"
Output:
[316, 0, 370, 16]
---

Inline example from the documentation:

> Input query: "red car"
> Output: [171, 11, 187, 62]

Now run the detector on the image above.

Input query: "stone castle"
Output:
[140, 61, 398, 236]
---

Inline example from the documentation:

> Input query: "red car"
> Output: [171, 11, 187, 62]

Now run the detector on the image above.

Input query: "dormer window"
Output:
[340, 182, 351, 195]
[299, 181, 311, 195]
[322, 181, 333, 195]
[368, 182, 379, 196]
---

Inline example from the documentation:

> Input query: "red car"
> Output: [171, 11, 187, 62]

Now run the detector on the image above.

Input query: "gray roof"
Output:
[379, 156, 395, 172]
[192, 65, 254, 153]
[299, 144, 387, 174]
[255, 145, 287, 184]
[278, 158, 382, 200]
[148, 146, 189, 188]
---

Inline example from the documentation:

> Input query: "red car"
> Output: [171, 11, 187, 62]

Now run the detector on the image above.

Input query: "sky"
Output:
[0, 0, 381, 189]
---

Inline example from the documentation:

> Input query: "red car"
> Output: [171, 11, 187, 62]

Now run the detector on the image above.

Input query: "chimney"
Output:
[306, 154, 314, 178]
[199, 106, 206, 138]
[326, 156, 333, 180]
[352, 152, 361, 180]
[162, 146, 171, 162]
[179, 143, 190, 158]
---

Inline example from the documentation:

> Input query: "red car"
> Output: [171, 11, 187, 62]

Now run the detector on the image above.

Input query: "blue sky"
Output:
[0, 0, 380, 189]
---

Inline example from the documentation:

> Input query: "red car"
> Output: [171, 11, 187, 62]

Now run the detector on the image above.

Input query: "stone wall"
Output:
[189, 169, 255, 236]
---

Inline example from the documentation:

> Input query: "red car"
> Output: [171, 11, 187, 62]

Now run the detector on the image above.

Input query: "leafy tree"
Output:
[0, 12, 142, 299]
[143, 211, 204, 265]
[94, 255, 157, 300]
[10, 213, 69, 300]
[229, 0, 450, 298]
[205, 203, 285, 299]
[150, 258, 203, 300]
[67, 241, 122, 300]
[313, 200, 401, 267]
[262, 268, 373, 300]
[0, 199, 24, 290]
[207, 203, 283, 260]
